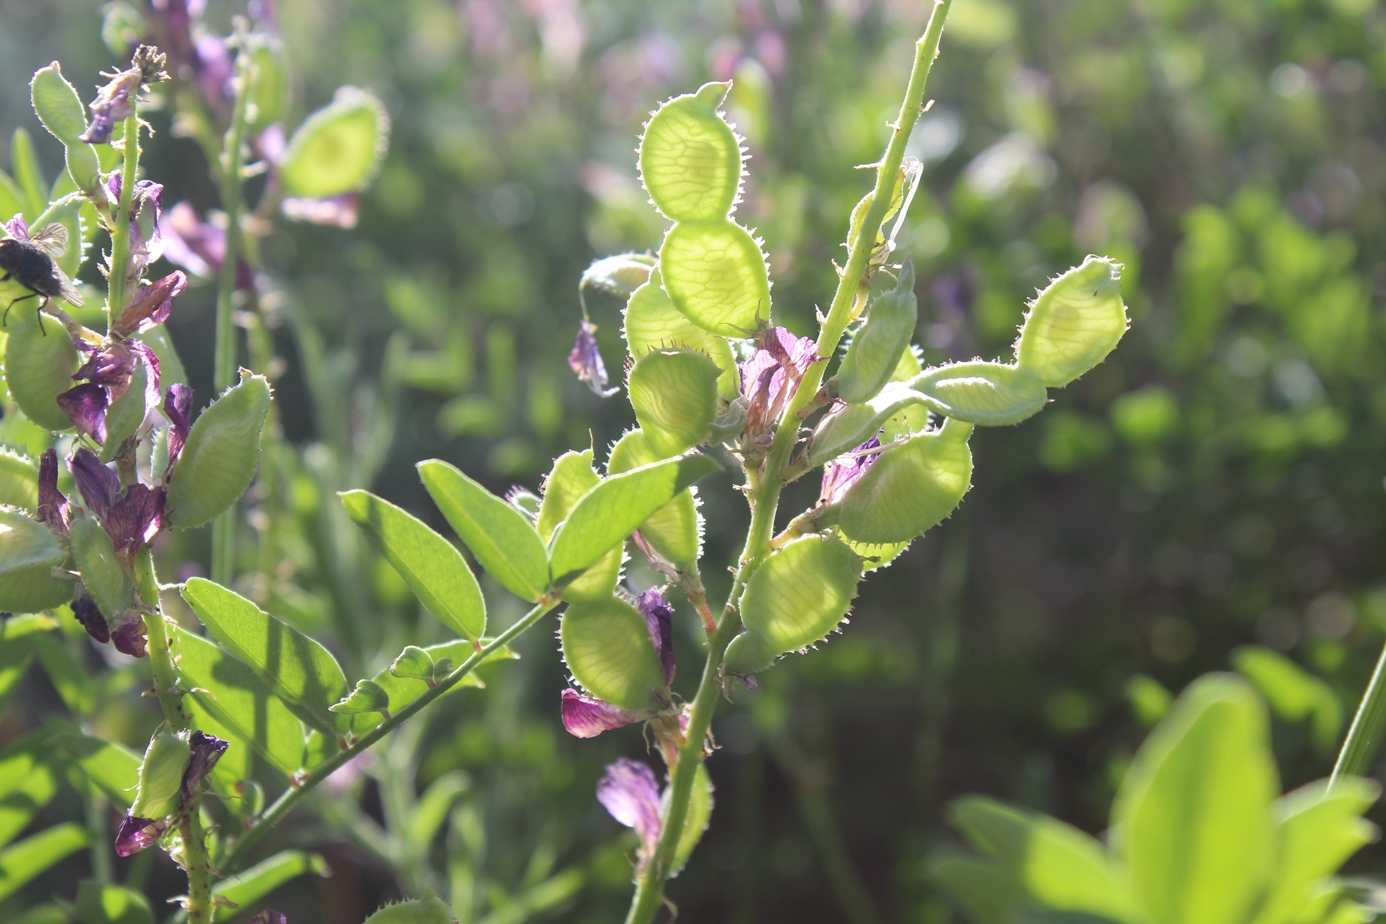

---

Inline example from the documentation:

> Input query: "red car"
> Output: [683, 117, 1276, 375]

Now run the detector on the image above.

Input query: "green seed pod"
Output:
[0, 449, 39, 510]
[582, 252, 657, 299]
[389, 645, 435, 682]
[280, 87, 390, 199]
[362, 892, 457, 924]
[560, 596, 666, 710]
[738, 535, 862, 658]
[30, 63, 103, 197]
[3, 310, 80, 432]
[1016, 256, 1128, 388]
[910, 361, 1047, 426]
[882, 344, 931, 438]
[165, 372, 271, 529]
[69, 512, 133, 619]
[836, 261, 917, 404]
[723, 630, 777, 675]
[130, 730, 191, 821]
[807, 382, 926, 470]
[839, 418, 974, 544]
[330, 679, 391, 716]
[537, 450, 622, 602]
[622, 270, 738, 398]
[659, 220, 771, 338]
[842, 536, 910, 573]
[99, 358, 148, 462]
[638, 81, 743, 223]
[0, 508, 70, 613]
[608, 429, 702, 570]
[627, 347, 722, 457]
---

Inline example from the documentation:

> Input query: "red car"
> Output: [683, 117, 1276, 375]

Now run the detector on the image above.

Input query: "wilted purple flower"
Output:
[181, 731, 228, 805]
[819, 432, 882, 506]
[69, 449, 120, 518]
[105, 483, 167, 563]
[111, 612, 148, 658]
[568, 319, 617, 397]
[114, 814, 167, 857]
[59, 339, 163, 446]
[637, 588, 676, 686]
[160, 202, 254, 289]
[281, 194, 360, 228]
[164, 384, 193, 467]
[57, 384, 111, 444]
[81, 47, 168, 145]
[740, 327, 818, 440]
[36, 449, 70, 532]
[561, 689, 641, 738]
[5, 214, 28, 240]
[114, 271, 186, 337]
[194, 34, 234, 111]
[247, 912, 288, 924]
[71, 587, 110, 644]
[597, 758, 663, 864]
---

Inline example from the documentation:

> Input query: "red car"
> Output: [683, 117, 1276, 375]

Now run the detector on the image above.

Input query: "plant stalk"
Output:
[1332, 638, 1386, 788]
[105, 114, 140, 330]
[221, 596, 561, 873]
[623, 4, 953, 921]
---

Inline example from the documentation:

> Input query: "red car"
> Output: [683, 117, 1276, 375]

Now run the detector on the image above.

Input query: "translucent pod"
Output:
[910, 361, 1048, 426]
[165, 372, 271, 529]
[608, 428, 703, 570]
[0, 506, 70, 613]
[361, 893, 456, 924]
[130, 730, 192, 821]
[1016, 256, 1128, 388]
[882, 344, 931, 438]
[659, 220, 771, 338]
[581, 252, 657, 299]
[723, 630, 778, 675]
[70, 513, 132, 619]
[627, 347, 722, 457]
[560, 596, 667, 711]
[537, 450, 622, 602]
[3, 310, 81, 432]
[280, 87, 390, 199]
[839, 418, 974, 544]
[836, 260, 918, 404]
[30, 63, 103, 197]
[0, 450, 38, 509]
[738, 535, 862, 657]
[622, 270, 738, 398]
[99, 358, 148, 462]
[807, 382, 926, 470]
[638, 81, 743, 223]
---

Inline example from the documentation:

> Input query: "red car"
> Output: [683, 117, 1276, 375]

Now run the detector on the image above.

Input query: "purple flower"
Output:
[5, 214, 28, 240]
[164, 384, 193, 467]
[114, 814, 167, 857]
[597, 758, 663, 865]
[819, 432, 882, 505]
[57, 384, 111, 444]
[568, 319, 617, 397]
[81, 47, 168, 145]
[248, 913, 288, 924]
[105, 483, 166, 563]
[111, 613, 148, 658]
[636, 588, 676, 686]
[71, 587, 110, 644]
[194, 34, 234, 112]
[281, 194, 360, 228]
[114, 271, 186, 337]
[59, 338, 164, 447]
[181, 731, 228, 805]
[740, 327, 818, 441]
[159, 202, 254, 289]
[561, 689, 641, 738]
[69, 449, 120, 518]
[36, 449, 70, 533]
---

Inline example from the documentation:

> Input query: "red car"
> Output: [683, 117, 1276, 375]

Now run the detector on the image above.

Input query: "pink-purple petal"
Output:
[181, 731, 228, 806]
[820, 432, 883, 505]
[561, 689, 641, 738]
[69, 449, 120, 518]
[568, 320, 618, 397]
[115, 271, 185, 337]
[597, 758, 663, 859]
[164, 384, 194, 466]
[636, 589, 676, 687]
[36, 449, 70, 532]
[114, 814, 167, 856]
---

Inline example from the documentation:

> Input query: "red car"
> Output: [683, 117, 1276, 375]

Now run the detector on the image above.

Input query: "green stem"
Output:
[220, 596, 561, 874]
[105, 115, 140, 330]
[624, 6, 953, 921]
[210, 36, 255, 588]
[1331, 639, 1386, 788]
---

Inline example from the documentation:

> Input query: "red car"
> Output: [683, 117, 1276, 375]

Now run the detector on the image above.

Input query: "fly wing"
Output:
[51, 266, 85, 307]
[26, 223, 69, 260]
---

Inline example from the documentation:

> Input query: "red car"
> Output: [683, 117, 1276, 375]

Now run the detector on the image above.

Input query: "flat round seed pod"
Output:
[608, 428, 702, 569]
[1016, 256, 1128, 388]
[660, 220, 771, 338]
[807, 382, 926, 469]
[166, 373, 271, 529]
[622, 271, 738, 398]
[638, 81, 743, 223]
[839, 419, 974, 544]
[560, 596, 666, 711]
[0, 449, 38, 510]
[837, 262, 917, 404]
[70, 513, 133, 619]
[0, 506, 70, 613]
[841, 536, 910, 573]
[0, 561, 72, 613]
[628, 347, 722, 457]
[362, 894, 456, 924]
[910, 361, 1047, 426]
[3, 310, 80, 432]
[723, 630, 777, 675]
[280, 87, 389, 199]
[537, 449, 622, 602]
[739, 535, 862, 656]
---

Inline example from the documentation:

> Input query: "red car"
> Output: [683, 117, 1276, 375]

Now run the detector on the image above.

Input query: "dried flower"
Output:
[739, 327, 818, 442]
[114, 814, 168, 857]
[81, 46, 169, 144]
[568, 319, 618, 397]
[36, 449, 70, 532]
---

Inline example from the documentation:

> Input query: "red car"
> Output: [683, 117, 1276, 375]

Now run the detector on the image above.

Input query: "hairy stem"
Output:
[221, 596, 561, 873]
[105, 114, 140, 329]
[624, 4, 953, 921]
[210, 35, 255, 587]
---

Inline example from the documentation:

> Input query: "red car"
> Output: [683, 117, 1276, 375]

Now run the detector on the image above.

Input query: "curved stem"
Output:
[1332, 639, 1386, 789]
[105, 114, 140, 330]
[623, 5, 953, 921]
[220, 596, 561, 873]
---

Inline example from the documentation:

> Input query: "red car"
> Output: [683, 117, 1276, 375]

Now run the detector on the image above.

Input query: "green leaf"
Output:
[3, 306, 82, 432]
[537, 450, 622, 602]
[949, 796, 1139, 922]
[1249, 777, 1379, 924]
[0, 734, 60, 849]
[341, 490, 487, 644]
[607, 429, 703, 570]
[0, 169, 26, 224]
[73, 881, 154, 924]
[928, 849, 1032, 924]
[211, 850, 329, 922]
[406, 771, 469, 857]
[0, 448, 38, 510]
[417, 460, 549, 602]
[182, 578, 351, 738]
[33, 634, 95, 715]
[1111, 673, 1278, 924]
[560, 596, 666, 710]
[659, 220, 771, 338]
[174, 627, 307, 778]
[638, 81, 743, 223]
[548, 453, 720, 588]
[9, 128, 47, 219]
[1016, 256, 1128, 388]
[0, 822, 90, 903]
[51, 729, 141, 808]
[910, 361, 1048, 427]
[1232, 646, 1343, 753]
[280, 87, 389, 198]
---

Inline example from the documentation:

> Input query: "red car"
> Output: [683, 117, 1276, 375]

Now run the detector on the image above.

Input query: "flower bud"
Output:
[627, 347, 722, 457]
[560, 597, 667, 711]
[389, 645, 435, 682]
[838, 418, 974, 544]
[1015, 256, 1128, 387]
[330, 679, 391, 717]
[638, 81, 743, 223]
[910, 361, 1047, 426]
[3, 309, 81, 432]
[165, 372, 270, 528]
[836, 260, 917, 404]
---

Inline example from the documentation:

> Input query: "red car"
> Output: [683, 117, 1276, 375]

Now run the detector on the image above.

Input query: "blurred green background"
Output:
[2, 0, 1385, 920]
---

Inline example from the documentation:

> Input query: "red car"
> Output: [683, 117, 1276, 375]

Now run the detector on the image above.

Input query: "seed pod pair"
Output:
[836, 260, 918, 404]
